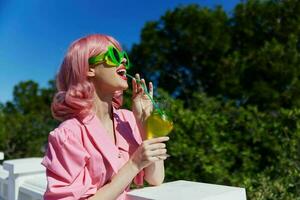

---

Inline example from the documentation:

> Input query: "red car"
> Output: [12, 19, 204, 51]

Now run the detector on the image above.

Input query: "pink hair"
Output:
[51, 34, 123, 121]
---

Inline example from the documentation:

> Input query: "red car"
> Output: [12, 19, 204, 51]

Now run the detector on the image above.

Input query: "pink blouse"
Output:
[41, 108, 145, 200]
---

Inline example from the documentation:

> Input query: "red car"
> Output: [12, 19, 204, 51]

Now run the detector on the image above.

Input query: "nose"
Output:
[121, 57, 127, 65]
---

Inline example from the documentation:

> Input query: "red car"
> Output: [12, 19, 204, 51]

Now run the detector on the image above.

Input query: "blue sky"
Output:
[0, 0, 240, 103]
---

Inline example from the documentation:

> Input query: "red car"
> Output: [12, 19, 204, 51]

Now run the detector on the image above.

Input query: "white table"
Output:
[127, 180, 247, 200]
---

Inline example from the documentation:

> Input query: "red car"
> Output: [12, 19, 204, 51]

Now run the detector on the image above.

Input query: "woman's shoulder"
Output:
[58, 117, 83, 131]
[49, 117, 84, 146]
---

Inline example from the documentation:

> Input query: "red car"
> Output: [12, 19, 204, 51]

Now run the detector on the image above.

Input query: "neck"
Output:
[93, 90, 114, 122]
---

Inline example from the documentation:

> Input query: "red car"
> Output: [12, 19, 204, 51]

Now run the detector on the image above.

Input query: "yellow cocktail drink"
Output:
[146, 111, 173, 139]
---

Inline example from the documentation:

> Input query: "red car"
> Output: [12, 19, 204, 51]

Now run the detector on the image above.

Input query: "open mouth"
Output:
[116, 67, 127, 80]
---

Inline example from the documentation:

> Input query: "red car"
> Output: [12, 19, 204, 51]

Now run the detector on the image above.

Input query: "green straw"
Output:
[126, 73, 164, 117]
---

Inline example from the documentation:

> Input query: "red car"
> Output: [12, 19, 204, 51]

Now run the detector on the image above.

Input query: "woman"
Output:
[41, 34, 169, 200]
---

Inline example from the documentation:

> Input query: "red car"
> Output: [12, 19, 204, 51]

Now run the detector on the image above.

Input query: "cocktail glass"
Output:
[145, 101, 173, 139]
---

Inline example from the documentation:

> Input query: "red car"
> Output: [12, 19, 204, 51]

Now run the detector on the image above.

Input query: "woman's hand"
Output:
[132, 73, 153, 125]
[130, 137, 169, 171]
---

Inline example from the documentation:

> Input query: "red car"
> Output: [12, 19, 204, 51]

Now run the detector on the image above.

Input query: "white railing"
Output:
[0, 156, 45, 200]
[0, 152, 9, 200]
[0, 152, 247, 200]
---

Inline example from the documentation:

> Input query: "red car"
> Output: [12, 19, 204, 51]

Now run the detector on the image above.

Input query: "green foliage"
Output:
[130, 0, 300, 110]
[158, 90, 300, 199]
[230, 0, 300, 109]
[130, 4, 230, 105]
[0, 80, 58, 161]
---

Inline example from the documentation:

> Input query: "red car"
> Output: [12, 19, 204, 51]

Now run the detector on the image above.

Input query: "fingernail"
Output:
[157, 154, 170, 160]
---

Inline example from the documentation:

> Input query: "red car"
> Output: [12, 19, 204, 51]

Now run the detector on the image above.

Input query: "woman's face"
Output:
[87, 58, 128, 94]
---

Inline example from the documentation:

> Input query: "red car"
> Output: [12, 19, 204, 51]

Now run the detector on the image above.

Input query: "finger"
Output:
[147, 156, 162, 162]
[149, 82, 153, 97]
[141, 79, 148, 93]
[144, 137, 170, 145]
[157, 154, 171, 160]
[138, 78, 145, 94]
[135, 74, 141, 92]
[135, 73, 141, 82]
[146, 149, 167, 157]
[146, 154, 170, 162]
[145, 143, 166, 151]
[132, 78, 137, 95]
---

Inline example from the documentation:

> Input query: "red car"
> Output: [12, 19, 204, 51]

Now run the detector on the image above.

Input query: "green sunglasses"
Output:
[88, 45, 131, 69]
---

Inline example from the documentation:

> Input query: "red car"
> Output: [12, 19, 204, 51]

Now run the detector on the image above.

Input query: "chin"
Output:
[112, 76, 129, 90]
[120, 84, 129, 90]
[115, 83, 128, 91]
[120, 80, 129, 90]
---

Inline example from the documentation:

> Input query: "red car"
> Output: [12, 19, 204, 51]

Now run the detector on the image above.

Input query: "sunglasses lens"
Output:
[112, 47, 121, 63]
[106, 59, 117, 66]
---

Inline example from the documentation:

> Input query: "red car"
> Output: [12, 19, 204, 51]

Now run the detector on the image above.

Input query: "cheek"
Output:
[95, 69, 116, 83]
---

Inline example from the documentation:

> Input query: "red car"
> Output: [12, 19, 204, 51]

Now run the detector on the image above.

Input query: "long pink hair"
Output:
[51, 34, 123, 121]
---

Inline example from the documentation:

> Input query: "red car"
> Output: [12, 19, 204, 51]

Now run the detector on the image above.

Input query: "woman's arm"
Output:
[131, 73, 168, 186]
[136, 118, 167, 186]
[144, 160, 165, 186]
[135, 113, 167, 186]
[88, 137, 169, 200]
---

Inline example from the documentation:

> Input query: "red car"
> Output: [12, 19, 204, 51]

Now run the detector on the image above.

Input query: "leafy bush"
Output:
[155, 90, 300, 199]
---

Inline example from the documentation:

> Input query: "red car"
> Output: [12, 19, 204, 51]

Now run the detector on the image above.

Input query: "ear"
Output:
[87, 67, 96, 77]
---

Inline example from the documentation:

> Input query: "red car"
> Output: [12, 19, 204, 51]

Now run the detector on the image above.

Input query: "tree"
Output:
[228, 0, 300, 109]
[130, 4, 230, 105]
[0, 80, 58, 159]
[130, 1, 300, 110]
